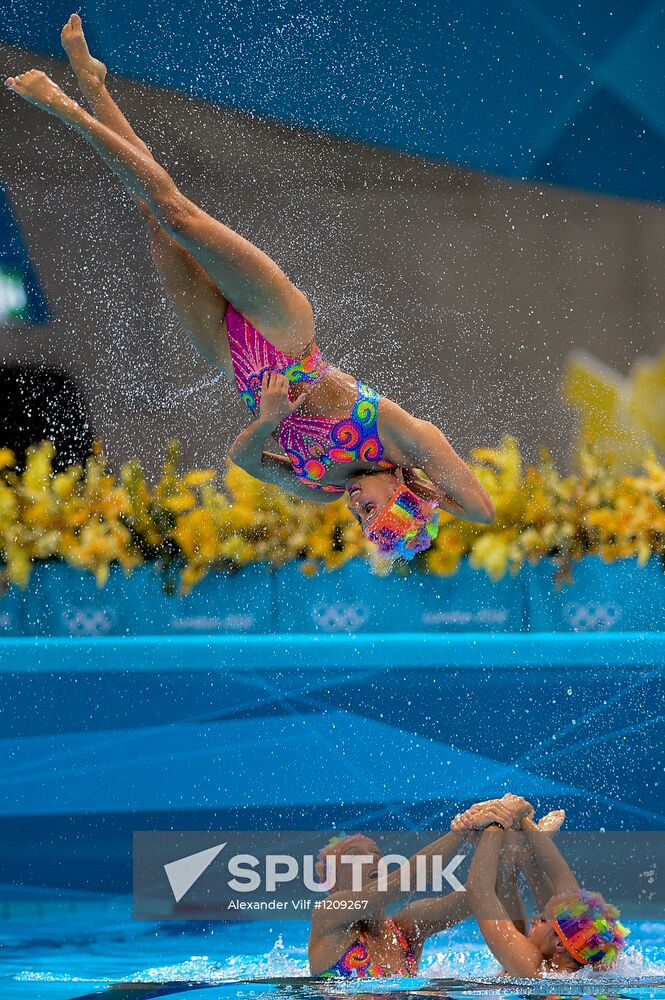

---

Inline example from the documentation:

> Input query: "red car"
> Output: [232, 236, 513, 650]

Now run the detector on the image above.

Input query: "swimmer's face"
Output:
[346, 472, 398, 530]
[529, 917, 581, 969]
[528, 916, 555, 951]
[331, 836, 382, 892]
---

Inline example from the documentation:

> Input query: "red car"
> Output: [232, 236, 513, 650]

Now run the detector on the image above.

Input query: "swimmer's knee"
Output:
[137, 199, 160, 231]
[158, 191, 196, 238]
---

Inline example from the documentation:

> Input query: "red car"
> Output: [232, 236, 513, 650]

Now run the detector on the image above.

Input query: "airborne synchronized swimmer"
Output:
[6, 13, 495, 563]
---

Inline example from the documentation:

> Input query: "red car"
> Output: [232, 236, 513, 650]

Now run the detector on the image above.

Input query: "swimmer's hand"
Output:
[500, 811, 565, 869]
[536, 808, 566, 834]
[451, 800, 514, 833]
[451, 794, 535, 837]
[500, 793, 534, 826]
[257, 370, 310, 426]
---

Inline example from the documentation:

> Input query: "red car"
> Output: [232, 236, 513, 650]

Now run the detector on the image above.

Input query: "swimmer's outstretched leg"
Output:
[61, 13, 152, 160]
[6, 66, 314, 357]
[60, 13, 232, 374]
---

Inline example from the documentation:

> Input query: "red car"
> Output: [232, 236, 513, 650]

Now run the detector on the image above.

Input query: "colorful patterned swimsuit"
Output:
[226, 303, 396, 492]
[320, 917, 418, 978]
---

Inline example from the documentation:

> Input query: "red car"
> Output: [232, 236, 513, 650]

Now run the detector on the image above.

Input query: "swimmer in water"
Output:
[6, 14, 495, 561]
[458, 794, 630, 978]
[308, 797, 534, 978]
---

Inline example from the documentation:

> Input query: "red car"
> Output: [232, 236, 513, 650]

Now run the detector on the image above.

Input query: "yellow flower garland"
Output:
[0, 437, 663, 595]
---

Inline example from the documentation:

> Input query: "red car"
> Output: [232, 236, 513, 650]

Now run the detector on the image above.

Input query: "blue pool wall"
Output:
[0, 556, 663, 636]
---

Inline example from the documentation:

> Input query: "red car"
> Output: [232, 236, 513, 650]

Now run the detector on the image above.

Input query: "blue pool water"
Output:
[2, 897, 665, 1000]
[1, 634, 664, 998]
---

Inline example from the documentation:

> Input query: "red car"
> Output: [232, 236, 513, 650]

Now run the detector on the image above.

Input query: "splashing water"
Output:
[7, 905, 665, 990]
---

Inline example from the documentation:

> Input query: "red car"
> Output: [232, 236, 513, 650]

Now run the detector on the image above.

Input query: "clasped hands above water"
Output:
[451, 792, 566, 843]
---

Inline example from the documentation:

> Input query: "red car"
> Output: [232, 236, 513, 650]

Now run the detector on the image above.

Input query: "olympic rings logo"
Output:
[563, 602, 622, 632]
[310, 602, 370, 633]
[62, 606, 117, 636]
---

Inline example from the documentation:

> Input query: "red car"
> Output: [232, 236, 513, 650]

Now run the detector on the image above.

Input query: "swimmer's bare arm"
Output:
[503, 807, 563, 913]
[455, 798, 561, 915]
[310, 830, 467, 937]
[381, 406, 495, 523]
[520, 817, 578, 896]
[228, 424, 337, 503]
[423, 832, 528, 937]
[410, 421, 495, 523]
[228, 372, 339, 504]
[518, 849, 556, 913]
[393, 800, 516, 943]
[395, 891, 472, 945]
[489, 802, 554, 923]
[496, 831, 530, 935]
[466, 825, 544, 978]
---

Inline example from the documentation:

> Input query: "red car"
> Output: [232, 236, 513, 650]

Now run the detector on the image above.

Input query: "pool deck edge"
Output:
[0, 631, 662, 670]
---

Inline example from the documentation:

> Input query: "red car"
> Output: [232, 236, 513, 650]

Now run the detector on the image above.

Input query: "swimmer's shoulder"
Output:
[376, 394, 431, 462]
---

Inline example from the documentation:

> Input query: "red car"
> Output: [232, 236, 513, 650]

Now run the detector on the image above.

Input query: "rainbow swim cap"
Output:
[549, 889, 630, 968]
[363, 485, 440, 561]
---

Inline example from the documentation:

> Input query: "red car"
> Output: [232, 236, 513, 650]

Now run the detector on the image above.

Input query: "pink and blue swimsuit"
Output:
[319, 917, 418, 978]
[226, 303, 396, 493]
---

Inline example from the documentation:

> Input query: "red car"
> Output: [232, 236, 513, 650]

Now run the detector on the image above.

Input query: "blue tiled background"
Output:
[3, 1, 665, 200]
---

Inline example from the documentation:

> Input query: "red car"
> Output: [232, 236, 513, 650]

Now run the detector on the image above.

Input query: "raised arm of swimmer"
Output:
[466, 823, 546, 978]
[312, 800, 515, 938]
[520, 815, 579, 896]
[393, 799, 519, 945]
[381, 407, 495, 524]
[451, 795, 563, 919]
[313, 829, 466, 922]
